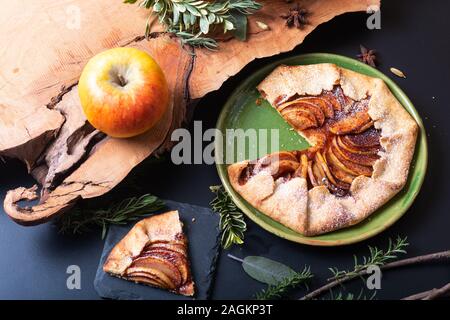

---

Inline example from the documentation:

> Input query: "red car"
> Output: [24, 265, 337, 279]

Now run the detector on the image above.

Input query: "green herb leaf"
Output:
[256, 266, 313, 300]
[231, 12, 248, 41]
[228, 254, 313, 300]
[240, 256, 298, 285]
[56, 194, 165, 239]
[126, 0, 262, 49]
[199, 16, 210, 34]
[328, 236, 409, 281]
[210, 185, 246, 249]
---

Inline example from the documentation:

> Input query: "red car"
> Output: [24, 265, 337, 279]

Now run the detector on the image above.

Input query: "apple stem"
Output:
[117, 73, 127, 87]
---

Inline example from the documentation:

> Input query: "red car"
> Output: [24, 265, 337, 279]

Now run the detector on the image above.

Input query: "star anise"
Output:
[281, 3, 309, 29]
[357, 45, 377, 67]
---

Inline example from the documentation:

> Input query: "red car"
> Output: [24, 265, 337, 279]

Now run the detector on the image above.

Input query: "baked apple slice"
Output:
[103, 211, 195, 296]
[332, 136, 379, 166]
[352, 120, 375, 134]
[326, 146, 359, 176]
[254, 151, 298, 168]
[307, 160, 318, 187]
[296, 97, 335, 118]
[126, 266, 176, 290]
[127, 274, 170, 289]
[328, 162, 356, 184]
[126, 264, 176, 289]
[281, 107, 317, 130]
[322, 91, 343, 111]
[147, 242, 187, 256]
[329, 143, 372, 176]
[279, 100, 325, 126]
[333, 86, 353, 108]
[315, 152, 337, 186]
[301, 128, 327, 151]
[294, 154, 308, 179]
[337, 135, 380, 155]
[253, 151, 299, 179]
[315, 152, 350, 192]
[312, 161, 327, 186]
[329, 109, 372, 135]
[148, 249, 190, 282]
[341, 127, 381, 148]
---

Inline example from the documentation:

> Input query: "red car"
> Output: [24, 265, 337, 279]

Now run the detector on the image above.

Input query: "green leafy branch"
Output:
[210, 185, 246, 249]
[328, 289, 377, 300]
[56, 194, 165, 239]
[300, 237, 449, 300]
[228, 254, 313, 300]
[256, 266, 313, 300]
[125, 0, 262, 49]
[301, 237, 409, 300]
[228, 237, 428, 300]
[328, 236, 409, 281]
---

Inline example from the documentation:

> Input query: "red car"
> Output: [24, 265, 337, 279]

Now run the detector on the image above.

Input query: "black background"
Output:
[1, 0, 449, 299]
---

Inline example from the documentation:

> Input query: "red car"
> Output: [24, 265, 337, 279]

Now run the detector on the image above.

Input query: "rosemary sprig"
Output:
[210, 185, 246, 249]
[329, 289, 377, 300]
[56, 194, 165, 239]
[256, 266, 313, 300]
[328, 236, 409, 281]
[125, 0, 262, 48]
[301, 237, 410, 300]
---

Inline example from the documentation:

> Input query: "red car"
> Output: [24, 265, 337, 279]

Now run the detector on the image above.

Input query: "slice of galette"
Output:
[103, 210, 195, 296]
[228, 63, 418, 236]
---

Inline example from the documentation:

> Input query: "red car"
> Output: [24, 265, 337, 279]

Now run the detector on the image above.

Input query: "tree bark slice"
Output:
[0, 0, 379, 225]
[3, 34, 192, 225]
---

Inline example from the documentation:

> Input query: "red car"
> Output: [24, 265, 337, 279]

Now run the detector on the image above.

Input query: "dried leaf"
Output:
[390, 67, 406, 78]
[255, 21, 270, 31]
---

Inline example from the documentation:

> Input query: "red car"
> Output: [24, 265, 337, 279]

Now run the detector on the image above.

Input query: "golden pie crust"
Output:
[227, 64, 418, 236]
[103, 210, 195, 296]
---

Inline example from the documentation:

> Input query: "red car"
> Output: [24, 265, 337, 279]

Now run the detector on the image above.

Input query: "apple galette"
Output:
[228, 63, 418, 236]
[103, 210, 195, 296]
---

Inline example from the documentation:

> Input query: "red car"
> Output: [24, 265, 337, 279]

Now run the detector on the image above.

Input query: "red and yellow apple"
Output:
[78, 47, 169, 138]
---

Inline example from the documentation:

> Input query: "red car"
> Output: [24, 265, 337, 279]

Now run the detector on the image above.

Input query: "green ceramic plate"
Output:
[215, 53, 428, 246]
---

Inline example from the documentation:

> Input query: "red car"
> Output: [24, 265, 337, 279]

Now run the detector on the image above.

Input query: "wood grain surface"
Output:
[0, 0, 379, 225]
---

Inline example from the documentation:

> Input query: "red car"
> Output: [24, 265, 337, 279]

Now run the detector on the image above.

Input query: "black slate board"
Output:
[94, 200, 221, 300]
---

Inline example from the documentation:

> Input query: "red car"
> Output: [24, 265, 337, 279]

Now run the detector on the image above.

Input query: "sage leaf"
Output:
[186, 4, 201, 17]
[153, 2, 162, 12]
[200, 16, 210, 34]
[173, 5, 180, 25]
[241, 256, 297, 285]
[231, 12, 247, 40]
[126, 0, 262, 49]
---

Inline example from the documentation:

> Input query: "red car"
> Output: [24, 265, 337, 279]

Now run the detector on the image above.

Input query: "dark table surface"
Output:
[1, 0, 449, 300]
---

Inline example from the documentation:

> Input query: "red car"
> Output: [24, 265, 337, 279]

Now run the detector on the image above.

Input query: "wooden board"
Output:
[0, 0, 379, 225]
